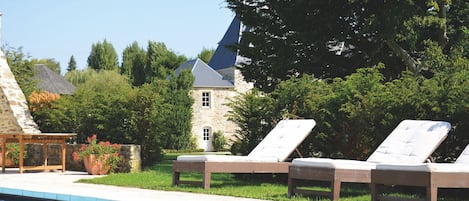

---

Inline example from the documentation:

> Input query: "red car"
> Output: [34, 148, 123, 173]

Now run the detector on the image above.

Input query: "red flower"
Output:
[72, 134, 121, 173]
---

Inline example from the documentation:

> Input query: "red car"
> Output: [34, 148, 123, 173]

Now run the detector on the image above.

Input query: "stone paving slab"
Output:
[0, 170, 268, 201]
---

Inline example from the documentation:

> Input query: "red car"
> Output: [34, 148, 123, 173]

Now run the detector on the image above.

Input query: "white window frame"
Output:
[203, 127, 211, 141]
[202, 92, 210, 108]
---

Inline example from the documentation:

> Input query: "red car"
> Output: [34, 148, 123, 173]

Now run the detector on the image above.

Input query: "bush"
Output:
[212, 131, 227, 151]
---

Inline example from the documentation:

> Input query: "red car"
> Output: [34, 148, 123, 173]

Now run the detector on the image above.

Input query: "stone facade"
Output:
[191, 68, 252, 151]
[191, 87, 237, 151]
[0, 50, 40, 134]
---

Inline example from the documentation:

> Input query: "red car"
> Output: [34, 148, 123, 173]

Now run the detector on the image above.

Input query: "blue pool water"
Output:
[0, 187, 111, 201]
[0, 194, 55, 201]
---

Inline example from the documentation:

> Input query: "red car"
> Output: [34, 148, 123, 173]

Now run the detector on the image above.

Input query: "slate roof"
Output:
[34, 64, 76, 95]
[208, 17, 249, 70]
[175, 58, 234, 88]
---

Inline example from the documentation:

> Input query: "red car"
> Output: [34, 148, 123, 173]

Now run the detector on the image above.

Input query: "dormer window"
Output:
[202, 92, 210, 108]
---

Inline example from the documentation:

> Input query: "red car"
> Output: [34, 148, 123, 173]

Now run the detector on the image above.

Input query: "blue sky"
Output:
[0, 0, 235, 74]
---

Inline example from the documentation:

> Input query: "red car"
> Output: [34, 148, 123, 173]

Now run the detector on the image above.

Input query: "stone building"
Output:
[175, 17, 253, 151]
[0, 49, 41, 134]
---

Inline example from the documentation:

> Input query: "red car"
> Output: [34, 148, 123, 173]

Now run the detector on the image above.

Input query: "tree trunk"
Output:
[385, 39, 420, 75]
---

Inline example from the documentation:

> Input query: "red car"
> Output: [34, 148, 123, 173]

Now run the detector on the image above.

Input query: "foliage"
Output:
[64, 68, 98, 86]
[73, 70, 133, 143]
[127, 83, 165, 166]
[197, 48, 215, 63]
[30, 58, 61, 74]
[227, 0, 468, 92]
[3, 45, 38, 97]
[39, 67, 194, 165]
[226, 89, 280, 155]
[121, 41, 146, 86]
[229, 56, 467, 160]
[67, 55, 77, 72]
[30, 92, 78, 133]
[158, 69, 195, 150]
[28, 91, 61, 112]
[1, 143, 27, 165]
[212, 131, 227, 151]
[72, 134, 121, 172]
[87, 39, 118, 71]
[144, 41, 187, 82]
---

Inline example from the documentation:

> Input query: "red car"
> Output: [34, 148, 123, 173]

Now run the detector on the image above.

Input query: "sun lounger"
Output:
[288, 120, 451, 201]
[172, 119, 316, 189]
[371, 144, 469, 201]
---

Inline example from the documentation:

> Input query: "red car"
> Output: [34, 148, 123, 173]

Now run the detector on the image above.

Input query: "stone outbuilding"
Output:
[175, 17, 253, 151]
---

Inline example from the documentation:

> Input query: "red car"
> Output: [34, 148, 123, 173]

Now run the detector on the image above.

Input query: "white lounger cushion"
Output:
[366, 120, 451, 164]
[292, 120, 451, 168]
[455, 145, 469, 164]
[177, 119, 316, 162]
[375, 163, 469, 172]
[176, 155, 279, 162]
[292, 158, 377, 170]
[247, 119, 316, 161]
[375, 145, 469, 173]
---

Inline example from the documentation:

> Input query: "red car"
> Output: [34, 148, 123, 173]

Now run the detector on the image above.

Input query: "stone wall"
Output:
[24, 144, 141, 173]
[0, 50, 41, 134]
[191, 87, 238, 151]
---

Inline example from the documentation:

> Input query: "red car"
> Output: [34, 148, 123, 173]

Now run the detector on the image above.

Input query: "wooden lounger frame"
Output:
[172, 161, 291, 189]
[0, 133, 75, 173]
[288, 166, 371, 201]
[371, 169, 469, 201]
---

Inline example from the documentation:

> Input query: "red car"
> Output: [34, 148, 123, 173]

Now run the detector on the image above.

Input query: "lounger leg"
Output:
[426, 186, 437, 201]
[370, 183, 378, 201]
[203, 171, 211, 189]
[172, 171, 180, 186]
[331, 179, 341, 201]
[287, 176, 296, 197]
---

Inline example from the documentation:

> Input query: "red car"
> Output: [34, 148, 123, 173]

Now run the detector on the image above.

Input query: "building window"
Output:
[203, 127, 211, 141]
[202, 92, 210, 107]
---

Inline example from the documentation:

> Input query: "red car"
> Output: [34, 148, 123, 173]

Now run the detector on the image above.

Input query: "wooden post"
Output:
[43, 143, 48, 168]
[61, 140, 66, 172]
[1, 138, 5, 173]
[19, 136, 24, 174]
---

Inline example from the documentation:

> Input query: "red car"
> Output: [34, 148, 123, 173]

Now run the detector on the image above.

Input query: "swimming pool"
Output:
[0, 193, 55, 201]
[0, 187, 111, 201]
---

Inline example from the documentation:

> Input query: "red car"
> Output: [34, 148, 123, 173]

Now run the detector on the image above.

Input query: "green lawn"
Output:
[76, 153, 463, 201]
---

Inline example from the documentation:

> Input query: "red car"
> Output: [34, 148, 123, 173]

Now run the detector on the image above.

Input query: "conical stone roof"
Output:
[0, 49, 41, 134]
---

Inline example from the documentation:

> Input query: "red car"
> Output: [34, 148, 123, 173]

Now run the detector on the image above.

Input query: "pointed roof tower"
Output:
[208, 17, 248, 70]
[0, 50, 41, 134]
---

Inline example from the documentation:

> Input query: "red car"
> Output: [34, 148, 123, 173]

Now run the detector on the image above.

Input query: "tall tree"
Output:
[87, 39, 118, 71]
[226, 0, 468, 92]
[121, 41, 146, 86]
[67, 55, 77, 72]
[145, 41, 187, 82]
[73, 70, 133, 143]
[64, 68, 97, 87]
[158, 69, 195, 150]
